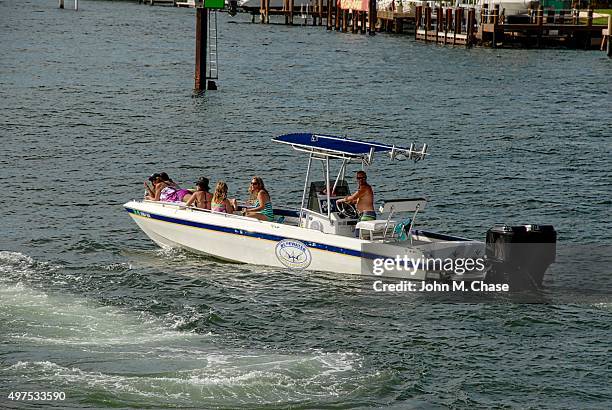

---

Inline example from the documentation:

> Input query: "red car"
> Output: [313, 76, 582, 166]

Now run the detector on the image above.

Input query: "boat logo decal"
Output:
[132, 209, 151, 218]
[275, 239, 312, 270]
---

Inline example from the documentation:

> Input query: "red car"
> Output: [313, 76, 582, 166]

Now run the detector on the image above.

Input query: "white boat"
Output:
[124, 133, 556, 284]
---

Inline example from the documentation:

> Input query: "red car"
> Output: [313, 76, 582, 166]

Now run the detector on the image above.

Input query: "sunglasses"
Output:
[356, 176, 365, 180]
[250, 181, 259, 185]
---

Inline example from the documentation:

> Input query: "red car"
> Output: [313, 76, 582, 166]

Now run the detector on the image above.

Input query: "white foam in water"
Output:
[0, 251, 383, 407]
[0, 250, 35, 273]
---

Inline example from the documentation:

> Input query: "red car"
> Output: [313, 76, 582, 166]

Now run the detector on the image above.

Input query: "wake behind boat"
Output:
[124, 133, 556, 286]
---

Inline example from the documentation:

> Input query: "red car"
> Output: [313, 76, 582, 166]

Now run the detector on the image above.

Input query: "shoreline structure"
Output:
[139, 0, 611, 52]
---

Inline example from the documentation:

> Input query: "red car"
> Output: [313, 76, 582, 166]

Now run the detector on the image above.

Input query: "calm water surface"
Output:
[1, 0, 611, 408]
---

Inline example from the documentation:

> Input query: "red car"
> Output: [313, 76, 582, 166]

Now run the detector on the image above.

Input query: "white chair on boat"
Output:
[356, 198, 427, 241]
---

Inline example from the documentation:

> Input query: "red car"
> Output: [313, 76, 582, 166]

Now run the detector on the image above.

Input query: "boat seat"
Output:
[356, 220, 396, 240]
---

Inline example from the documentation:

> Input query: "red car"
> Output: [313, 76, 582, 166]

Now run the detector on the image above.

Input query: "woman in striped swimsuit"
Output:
[244, 176, 274, 222]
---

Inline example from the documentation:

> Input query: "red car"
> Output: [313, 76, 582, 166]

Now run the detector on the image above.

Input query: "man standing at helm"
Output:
[336, 171, 376, 221]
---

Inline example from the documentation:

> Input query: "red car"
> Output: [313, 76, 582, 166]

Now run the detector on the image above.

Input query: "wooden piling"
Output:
[467, 8, 475, 47]
[327, 0, 332, 29]
[608, 15, 612, 57]
[492, 4, 499, 47]
[537, 5, 543, 48]
[318, 0, 323, 26]
[445, 8, 452, 44]
[334, 1, 340, 31]
[435, 6, 442, 43]
[342, 9, 348, 32]
[59, 0, 64, 8]
[586, 9, 593, 49]
[368, 0, 376, 35]
[284, 0, 289, 24]
[361, 11, 366, 34]
[424, 6, 431, 42]
[194, 8, 208, 94]
[453, 7, 460, 45]
[415, 5, 421, 40]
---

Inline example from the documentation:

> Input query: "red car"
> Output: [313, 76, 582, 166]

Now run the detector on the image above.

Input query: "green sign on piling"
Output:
[204, 0, 224, 9]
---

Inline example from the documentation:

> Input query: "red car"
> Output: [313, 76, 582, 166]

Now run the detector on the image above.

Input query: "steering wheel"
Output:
[337, 201, 359, 219]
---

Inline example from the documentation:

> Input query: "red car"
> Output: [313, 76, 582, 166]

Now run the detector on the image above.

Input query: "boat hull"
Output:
[124, 200, 486, 281]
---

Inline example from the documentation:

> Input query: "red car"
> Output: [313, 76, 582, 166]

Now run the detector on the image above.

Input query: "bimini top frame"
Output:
[272, 133, 428, 166]
[272, 133, 429, 227]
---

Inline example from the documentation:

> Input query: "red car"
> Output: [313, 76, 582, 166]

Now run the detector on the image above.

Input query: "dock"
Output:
[136, 0, 612, 53]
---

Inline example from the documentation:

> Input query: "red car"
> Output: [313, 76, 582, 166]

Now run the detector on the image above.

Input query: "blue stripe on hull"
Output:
[125, 207, 370, 259]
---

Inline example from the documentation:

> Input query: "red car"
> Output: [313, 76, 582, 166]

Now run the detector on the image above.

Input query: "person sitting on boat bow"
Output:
[158, 172, 193, 203]
[144, 173, 161, 199]
[144, 172, 176, 201]
[336, 171, 376, 221]
[210, 181, 235, 214]
[243, 176, 274, 221]
[185, 177, 212, 209]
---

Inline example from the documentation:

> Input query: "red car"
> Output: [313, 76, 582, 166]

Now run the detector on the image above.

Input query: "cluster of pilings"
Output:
[415, 5, 476, 46]
[254, 0, 608, 50]
[477, 5, 608, 48]
[258, 0, 381, 35]
[414, 4, 608, 49]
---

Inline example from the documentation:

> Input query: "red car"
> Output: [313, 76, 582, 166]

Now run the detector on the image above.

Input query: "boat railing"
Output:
[139, 199, 296, 225]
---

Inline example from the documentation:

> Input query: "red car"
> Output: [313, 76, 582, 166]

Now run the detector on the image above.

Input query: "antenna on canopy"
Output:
[389, 142, 428, 162]
[364, 147, 375, 166]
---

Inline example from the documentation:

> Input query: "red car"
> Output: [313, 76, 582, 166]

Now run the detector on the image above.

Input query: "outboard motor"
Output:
[486, 224, 556, 288]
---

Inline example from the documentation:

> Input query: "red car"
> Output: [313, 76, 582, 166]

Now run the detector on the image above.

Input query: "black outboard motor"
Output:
[486, 225, 557, 288]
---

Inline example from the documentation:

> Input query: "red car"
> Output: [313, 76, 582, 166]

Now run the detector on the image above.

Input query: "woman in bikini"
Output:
[157, 172, 193, 203]
[210, 181, 235, 214]
[244, 176, 273, 221]
[145, 172, 182, 201]
[144, 173, 161, 199]
[185, 177, 213, 210]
